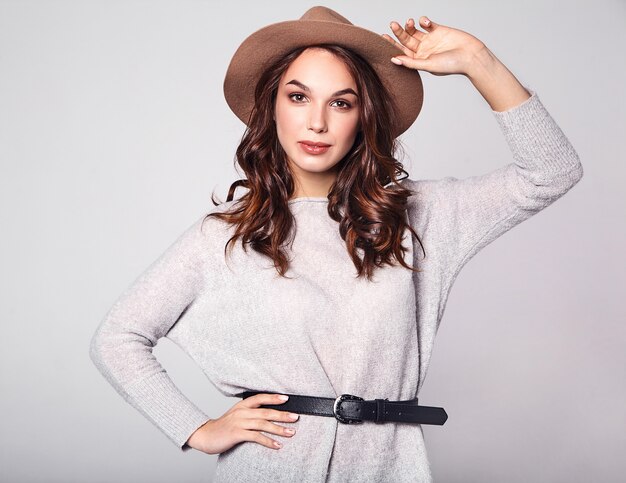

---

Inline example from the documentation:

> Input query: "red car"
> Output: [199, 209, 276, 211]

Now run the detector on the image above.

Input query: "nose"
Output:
[307, 102, 327, 133]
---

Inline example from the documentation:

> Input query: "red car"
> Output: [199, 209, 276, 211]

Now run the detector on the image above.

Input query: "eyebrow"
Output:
[285, 79, 358, 98]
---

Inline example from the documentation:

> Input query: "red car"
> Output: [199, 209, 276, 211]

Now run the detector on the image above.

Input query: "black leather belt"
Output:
[236, 391, 448, 425]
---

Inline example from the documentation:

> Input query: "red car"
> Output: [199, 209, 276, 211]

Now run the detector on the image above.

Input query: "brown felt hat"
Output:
[223, 5, 423, 138]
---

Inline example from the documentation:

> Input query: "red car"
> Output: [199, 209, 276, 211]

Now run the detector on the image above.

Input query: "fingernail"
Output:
[278, 395, 289, 401]
[391, 57, 403, 65]
[289, 413, 299, 420]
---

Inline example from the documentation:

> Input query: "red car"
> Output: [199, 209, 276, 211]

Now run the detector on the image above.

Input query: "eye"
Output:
[332, 99, 352, 110]
[288, 93, 307, 103]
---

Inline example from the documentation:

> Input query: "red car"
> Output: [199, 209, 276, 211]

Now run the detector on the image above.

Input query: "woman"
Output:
[89, 6, 583, 482]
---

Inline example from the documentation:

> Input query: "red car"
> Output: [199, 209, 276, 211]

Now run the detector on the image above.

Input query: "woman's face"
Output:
[274, 48, 361, 196]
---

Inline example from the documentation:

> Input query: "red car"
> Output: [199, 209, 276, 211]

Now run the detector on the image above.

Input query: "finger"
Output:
[254, 407, 300, 423]
[389, 54, 430, 72]
[381, 33, 413, 57]
[405, 17, 417, 36]
[419, 16, 436, 31]
[239, 393, 290, 408]
[390, 20, 424, 48]
[405, 17, 428, 38]
[244, 428, 285, 450]
[246, 418, 297, 438]
[389, 21, 419, 52]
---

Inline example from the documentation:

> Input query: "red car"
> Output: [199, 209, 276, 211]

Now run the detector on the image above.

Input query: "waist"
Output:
[235, 390, 448, 426]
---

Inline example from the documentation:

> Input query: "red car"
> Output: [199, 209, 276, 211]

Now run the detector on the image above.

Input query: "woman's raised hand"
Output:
[382, 16, 487, 77]
[185, 393, 299, 454]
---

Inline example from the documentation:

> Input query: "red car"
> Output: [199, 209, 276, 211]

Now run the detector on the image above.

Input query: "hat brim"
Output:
[223, 18, 423, 138]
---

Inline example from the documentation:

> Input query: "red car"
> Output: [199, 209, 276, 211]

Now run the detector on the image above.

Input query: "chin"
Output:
[293, 160, 340, 174]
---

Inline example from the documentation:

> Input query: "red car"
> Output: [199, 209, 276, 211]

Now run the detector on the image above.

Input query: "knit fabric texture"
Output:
[89, 87, 583, 482]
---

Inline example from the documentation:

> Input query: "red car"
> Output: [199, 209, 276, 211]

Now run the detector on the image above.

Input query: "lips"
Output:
[300, 140, 331, 147]
[298, 141, 330, 155]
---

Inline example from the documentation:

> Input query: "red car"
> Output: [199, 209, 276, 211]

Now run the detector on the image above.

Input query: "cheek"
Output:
[337, 116, 360, 144]
[275, 105, 301, 137]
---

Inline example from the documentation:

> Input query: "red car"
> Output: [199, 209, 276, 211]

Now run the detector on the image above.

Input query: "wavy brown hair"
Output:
[204, 44, 425, 281]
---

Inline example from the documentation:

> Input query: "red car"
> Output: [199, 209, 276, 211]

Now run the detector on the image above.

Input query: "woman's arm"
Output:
[89, 215, 212, 452]
[387, 16, 583, 292]
[384, 15, 535, 111]
[407, 88, 583, 294]
[464, 43, 532, 112]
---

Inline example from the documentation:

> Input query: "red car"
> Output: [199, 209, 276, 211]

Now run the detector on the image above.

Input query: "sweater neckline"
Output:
[287, 197, 329, 204]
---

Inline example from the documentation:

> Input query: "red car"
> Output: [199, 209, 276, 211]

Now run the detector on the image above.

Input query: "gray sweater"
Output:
[89, 87, 583, 482]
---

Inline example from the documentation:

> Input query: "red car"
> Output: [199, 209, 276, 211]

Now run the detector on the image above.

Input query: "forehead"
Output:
[280, 48, 356, 88]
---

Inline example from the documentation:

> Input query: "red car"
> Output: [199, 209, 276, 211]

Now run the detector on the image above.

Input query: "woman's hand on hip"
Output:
[382, 16, 487, 76]
[185, 393, 299, 454]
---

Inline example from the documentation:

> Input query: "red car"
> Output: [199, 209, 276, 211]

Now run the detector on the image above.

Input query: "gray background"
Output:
[1, 0, 624, 481]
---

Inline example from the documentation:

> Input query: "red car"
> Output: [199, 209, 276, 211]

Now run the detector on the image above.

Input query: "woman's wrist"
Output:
[186, 419, 213, 450]
[464, 45, 531, 112]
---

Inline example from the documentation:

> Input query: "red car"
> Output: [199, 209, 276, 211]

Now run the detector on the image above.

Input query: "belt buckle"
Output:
[333, 394, 364, 424]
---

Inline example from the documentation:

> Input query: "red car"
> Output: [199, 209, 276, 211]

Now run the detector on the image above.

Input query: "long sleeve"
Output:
[89, 215, 213, 452]
[404, 87, 583, 301]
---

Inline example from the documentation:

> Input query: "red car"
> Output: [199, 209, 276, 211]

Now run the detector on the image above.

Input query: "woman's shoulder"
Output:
[398, 176, 452, 199]
[206, 197, 241, 215]
[197, 198, 240, 232]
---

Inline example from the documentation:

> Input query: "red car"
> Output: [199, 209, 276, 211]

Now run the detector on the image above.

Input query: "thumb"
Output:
[391, 55, 430, 71]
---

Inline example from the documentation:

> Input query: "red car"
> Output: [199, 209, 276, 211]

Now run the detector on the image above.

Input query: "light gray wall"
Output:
[1, 0, 624, 481]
